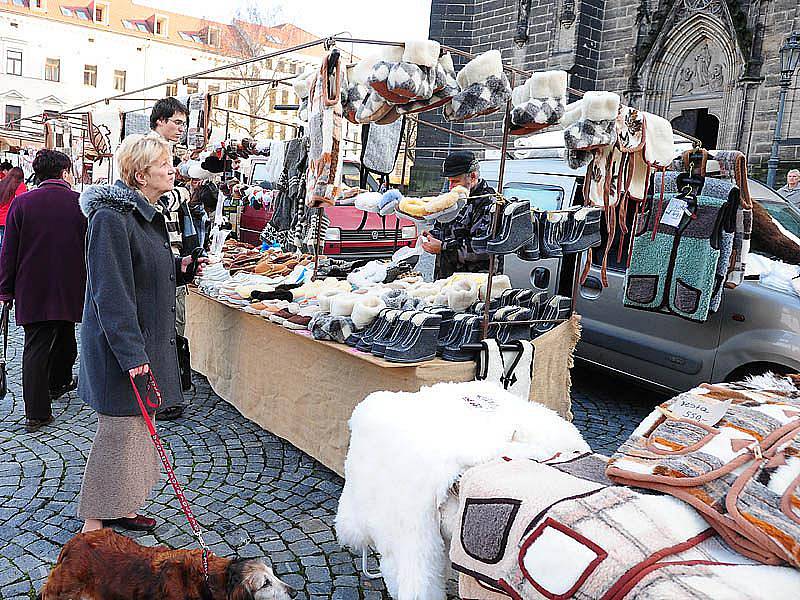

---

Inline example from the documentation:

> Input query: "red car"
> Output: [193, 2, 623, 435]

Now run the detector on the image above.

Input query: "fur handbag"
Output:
[444, 50, 512, 122]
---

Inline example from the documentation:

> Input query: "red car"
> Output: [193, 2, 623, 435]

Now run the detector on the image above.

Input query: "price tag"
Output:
[660, 197, 688, 227]
[672, 396, 730, 426]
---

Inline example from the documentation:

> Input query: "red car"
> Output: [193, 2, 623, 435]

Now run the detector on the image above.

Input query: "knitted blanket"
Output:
[335, 380, 590, 600]
[451, 454, 800, 599]
[607, 374, 800, 567]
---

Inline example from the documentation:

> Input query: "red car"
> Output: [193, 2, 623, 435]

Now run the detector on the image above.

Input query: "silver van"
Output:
[481, 156, 800, 393]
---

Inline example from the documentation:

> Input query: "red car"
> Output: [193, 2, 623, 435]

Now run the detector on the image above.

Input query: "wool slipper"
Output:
[250, 289, 295, 302]
[447, 279, 479, 312]
[283, 314, 313, 330]
[354, 191, 384, 212]
[351, 296, 387, 330]
[445, 50, 511, 122]
[478, 274, 512, 301]
[321, 315, 356, 343]
[396, 52, 459, 115]
[330, 294, 358, 317]
[511, 70, 567, 133]
[563, 91, 620, 152]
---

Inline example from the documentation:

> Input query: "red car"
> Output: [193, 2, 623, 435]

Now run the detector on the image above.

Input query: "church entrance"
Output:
[671, 108, 720, 149]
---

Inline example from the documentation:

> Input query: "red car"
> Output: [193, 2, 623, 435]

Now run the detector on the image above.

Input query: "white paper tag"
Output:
[672, 396, 731, 426]
[660, 197, 688, 227]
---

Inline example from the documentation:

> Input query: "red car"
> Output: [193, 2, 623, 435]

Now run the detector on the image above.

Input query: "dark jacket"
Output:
[431, 178, 497, 278]
[78, 181, 188, 416]
[0, 179, 87, 325]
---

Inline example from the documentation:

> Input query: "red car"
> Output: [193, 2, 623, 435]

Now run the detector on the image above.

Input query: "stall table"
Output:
[186, 289, 580, 476]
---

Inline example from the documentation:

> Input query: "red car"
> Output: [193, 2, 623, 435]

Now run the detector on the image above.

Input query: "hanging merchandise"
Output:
[509, 70, 568, 135]
[271, 138, 308, 233]
[121, 111, 150, 137]
[395, 52, 459, 115]
[444, 50, 512, 122]
[305, 49, 345, 208]
[475, 339, 534, 400]
[563, 91, 620, 170]
[360, 118, 404, 177]
[368, 40, 441, 104]
[342, 59, 373, 124]
[291, 67, 316, 126]
[185, 93, 211, 150]
[263, 140, 286, 184]
[624, 170, 740, 322]
[44, 119, 73, 153]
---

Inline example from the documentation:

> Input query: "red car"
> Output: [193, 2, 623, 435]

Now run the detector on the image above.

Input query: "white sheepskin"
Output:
[350, 58, 376, 86]
[354, 191, 383, 212]
[479, 274, 511, 301]
[446, 279, 479, 311]
[330, 294, 357, 317]
[351, 296, 386, 330]
[581, 91, 620, 121]
[438, 52, 455, 75]
[403, 40, 441, 68]
[643, 112, 675, 167]
[377, 45, 405, 63]
[335, 380, 590, 600]
[512, 84, 530, 106]
[743, 372, 798, 394]
[456, 49, 504, 90]
[528, 70, 567, 100]
[561, 100, 584, 128]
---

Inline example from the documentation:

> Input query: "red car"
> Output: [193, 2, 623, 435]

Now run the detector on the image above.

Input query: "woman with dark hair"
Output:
[0, 167, 27, 248]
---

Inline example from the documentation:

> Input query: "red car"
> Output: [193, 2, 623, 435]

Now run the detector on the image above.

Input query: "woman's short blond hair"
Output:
[116, 132, 171, 188]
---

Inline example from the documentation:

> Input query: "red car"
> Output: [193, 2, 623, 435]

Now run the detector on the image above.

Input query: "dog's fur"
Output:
[38, 529, 296, 600]
[751, 199, 800, 265]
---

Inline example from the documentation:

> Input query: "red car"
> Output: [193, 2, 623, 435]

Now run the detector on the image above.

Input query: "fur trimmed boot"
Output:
[511, 70, 567, 134]
[444, 50, 511, 122]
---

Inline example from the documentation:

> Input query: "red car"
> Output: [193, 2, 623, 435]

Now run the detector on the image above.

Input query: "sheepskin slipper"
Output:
[447, 279, 480, 312]
[563, 91, 620, 152]
[351, 296, 387, 330]
[511, 70, 567, 134]
[378, 189, 403, 216]
[383, 62, 436, 104]
[396, 54, 459, 115]
[444, 75, 512, 122]
[356, 90, 395, 124]
[331, 294, 359, 317]
[354, 191, 384, 213]
[478, 274, 512, 301]
[342, 59, 375, 124]
[397, 185, 468, 217]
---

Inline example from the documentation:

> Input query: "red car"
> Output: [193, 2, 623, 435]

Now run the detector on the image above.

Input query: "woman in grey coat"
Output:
[78, 133, 206, 534]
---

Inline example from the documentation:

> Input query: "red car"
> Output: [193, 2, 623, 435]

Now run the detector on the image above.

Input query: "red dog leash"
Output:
[130, 372, 211, 581]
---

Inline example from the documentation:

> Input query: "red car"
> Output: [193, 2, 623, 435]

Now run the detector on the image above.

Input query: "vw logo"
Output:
[371, 230, 380, 240]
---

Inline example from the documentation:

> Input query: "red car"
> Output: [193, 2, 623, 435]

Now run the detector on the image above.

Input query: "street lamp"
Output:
[767, 31, 800, 189]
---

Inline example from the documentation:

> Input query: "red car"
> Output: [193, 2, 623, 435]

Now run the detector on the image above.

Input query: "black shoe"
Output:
[103, 514, 157, 532]
[487, 200, 534, 254]
[49, 376, 78, 400]
[155, 406, 184, 421]
[25, 416, 54, 432]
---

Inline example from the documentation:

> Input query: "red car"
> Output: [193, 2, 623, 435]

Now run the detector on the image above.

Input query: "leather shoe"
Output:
[155, 406, 184, 421]
[49, 376, 78, 400]
[25, 416, 54, 432]
[103, 515, 157, 532]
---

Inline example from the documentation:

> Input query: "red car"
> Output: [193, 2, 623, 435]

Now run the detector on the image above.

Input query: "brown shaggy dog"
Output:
[38, 529, 297, 600]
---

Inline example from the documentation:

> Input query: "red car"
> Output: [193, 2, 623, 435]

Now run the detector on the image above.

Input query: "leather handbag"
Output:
[0, 303, 8, 399]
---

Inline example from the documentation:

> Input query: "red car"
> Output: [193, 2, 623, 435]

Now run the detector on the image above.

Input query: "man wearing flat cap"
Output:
[422, 150, 497, 278]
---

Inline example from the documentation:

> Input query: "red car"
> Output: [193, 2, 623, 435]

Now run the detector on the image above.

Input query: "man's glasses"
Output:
[168, 118, 187, 128]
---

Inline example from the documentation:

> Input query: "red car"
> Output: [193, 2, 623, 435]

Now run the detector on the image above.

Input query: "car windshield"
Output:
[760, 199, 800, 239]
[251, 162, 269, 184]
[341, 163, 379, 191]
[501, 183, 563, 211]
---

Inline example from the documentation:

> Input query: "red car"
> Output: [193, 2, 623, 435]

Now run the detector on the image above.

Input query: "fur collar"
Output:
[79, 180, 156, 222]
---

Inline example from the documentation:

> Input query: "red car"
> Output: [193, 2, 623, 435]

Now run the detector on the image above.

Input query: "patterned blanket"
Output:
[451, 454, 800, 599]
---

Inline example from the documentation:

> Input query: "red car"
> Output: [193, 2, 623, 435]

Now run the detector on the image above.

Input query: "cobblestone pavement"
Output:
[0, 319, 666, 599]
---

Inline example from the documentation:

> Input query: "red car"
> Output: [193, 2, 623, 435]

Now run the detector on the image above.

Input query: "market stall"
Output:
[186, 288, 579, 475]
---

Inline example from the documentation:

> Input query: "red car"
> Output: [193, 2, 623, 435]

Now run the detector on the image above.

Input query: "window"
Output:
[94, 2, 109, 24]
[207, 26, 220, 47]
[155, 16, 168, 37]
[500, 182, 564, 212]
[166, 82, 178, 96]
[113, 69, 126, 92]
[227, 91, 239, 110]
[60, 7, 73, 16]
[5, 105, 21, 131]
[75, 8, 89, 20]
[208, 85, 219, 107]
[44, 57, 60, 82]
[6, 50, 22, 76]
[122, 20, 135, 30]
[186, 82, 198, 95]
[136, 22, 149, 33]
[84, 64, 97, 87]
[43, 109, 59, 120]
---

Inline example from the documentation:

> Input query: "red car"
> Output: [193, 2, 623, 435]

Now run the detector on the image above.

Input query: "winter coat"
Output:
[78, 181, 188, 417]
[0, 179, 86, 325]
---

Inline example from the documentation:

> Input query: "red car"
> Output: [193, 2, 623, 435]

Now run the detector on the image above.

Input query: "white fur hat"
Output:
[581, 91, 620, 122]
[351, 296, 386, 330]
[402, 40, 441, 68]
[456, 49, 504, 90]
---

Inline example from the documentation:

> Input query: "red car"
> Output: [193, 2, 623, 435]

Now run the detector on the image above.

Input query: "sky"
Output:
[135, 0, 433, 42]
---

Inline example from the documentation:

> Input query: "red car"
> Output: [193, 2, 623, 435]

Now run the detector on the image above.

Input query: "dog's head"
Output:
[226, 559, 298, 600]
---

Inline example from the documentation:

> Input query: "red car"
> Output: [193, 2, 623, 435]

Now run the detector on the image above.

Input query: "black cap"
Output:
[442, 150, 479, 178]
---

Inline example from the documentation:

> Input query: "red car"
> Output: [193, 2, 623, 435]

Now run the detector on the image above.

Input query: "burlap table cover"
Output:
[186, 290, 579, 475]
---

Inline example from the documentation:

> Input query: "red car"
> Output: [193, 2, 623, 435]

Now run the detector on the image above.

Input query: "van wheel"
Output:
[725, 362, 796, 383]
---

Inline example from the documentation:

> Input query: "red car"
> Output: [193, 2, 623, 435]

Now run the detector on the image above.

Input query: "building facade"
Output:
[0, 1, 322, 152]
[417, 0, 800, 186]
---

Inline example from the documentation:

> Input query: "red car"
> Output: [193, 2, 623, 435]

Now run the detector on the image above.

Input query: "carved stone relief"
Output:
[673, 42, 725, 97]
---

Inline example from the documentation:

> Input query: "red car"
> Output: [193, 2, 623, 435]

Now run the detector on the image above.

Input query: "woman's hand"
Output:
[129, 364, 150, 378]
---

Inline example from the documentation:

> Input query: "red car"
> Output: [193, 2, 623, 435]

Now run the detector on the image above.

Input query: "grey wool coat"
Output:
[78, 181, 188, 416]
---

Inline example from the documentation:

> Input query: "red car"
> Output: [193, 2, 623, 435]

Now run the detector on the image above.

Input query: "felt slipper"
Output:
[352, 296, 387, 330]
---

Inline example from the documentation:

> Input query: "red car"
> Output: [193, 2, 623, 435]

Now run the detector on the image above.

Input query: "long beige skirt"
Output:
[78, 413, 161, 520]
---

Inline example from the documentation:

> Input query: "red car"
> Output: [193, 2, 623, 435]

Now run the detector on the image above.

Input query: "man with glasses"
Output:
[149, 97, 196, 419]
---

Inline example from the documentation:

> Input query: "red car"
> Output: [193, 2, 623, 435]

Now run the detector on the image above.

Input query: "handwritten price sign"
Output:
[672, 395, 731, 426]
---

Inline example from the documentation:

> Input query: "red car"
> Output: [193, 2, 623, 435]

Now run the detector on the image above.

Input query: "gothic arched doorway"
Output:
[671, 108, 720, 149]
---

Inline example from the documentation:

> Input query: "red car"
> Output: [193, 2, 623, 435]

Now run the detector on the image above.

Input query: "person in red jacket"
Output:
[0, 167, 27, 249]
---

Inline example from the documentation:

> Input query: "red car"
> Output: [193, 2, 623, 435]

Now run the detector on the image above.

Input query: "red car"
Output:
[239, 159, 416, 260]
